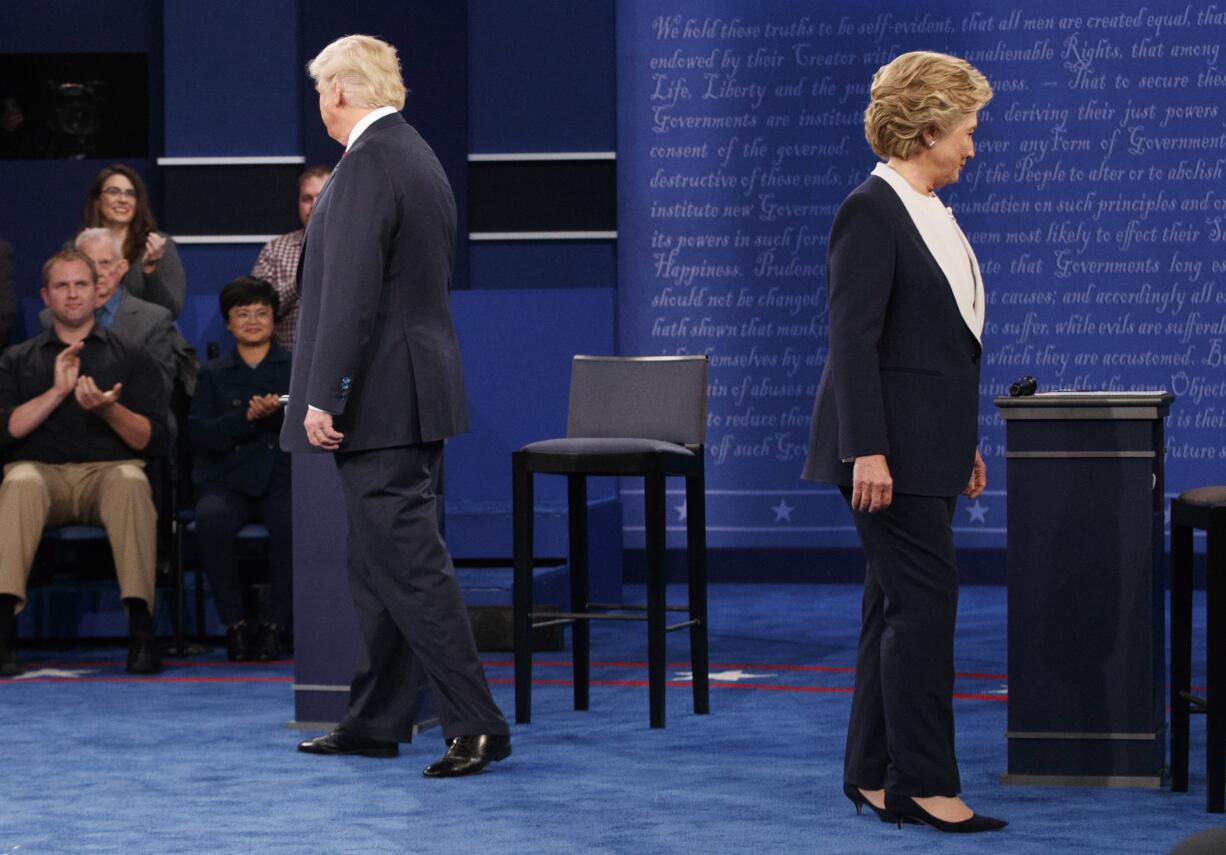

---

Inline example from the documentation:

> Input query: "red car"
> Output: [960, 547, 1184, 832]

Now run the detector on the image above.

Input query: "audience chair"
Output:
[512, 354, 709, 728]
[1171, 486, 1226, 812]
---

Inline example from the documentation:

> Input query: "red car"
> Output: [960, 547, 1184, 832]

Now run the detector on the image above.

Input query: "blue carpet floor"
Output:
[0, 584, 1219, 854]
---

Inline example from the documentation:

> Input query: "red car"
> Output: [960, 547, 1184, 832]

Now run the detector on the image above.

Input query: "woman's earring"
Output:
[926, 139, 935, 148]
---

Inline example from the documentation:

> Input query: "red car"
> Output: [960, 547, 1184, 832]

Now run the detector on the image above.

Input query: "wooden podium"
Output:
[995, 392, 1174, 787]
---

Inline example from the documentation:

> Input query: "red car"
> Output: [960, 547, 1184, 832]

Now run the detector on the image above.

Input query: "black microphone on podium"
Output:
[1009, 375, 1038, 397]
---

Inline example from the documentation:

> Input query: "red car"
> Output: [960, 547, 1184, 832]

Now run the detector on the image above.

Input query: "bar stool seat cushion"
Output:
[1173, 486, 1226, 529]
[523, 437, 694, 456]
[1179, 486, 1226, 507]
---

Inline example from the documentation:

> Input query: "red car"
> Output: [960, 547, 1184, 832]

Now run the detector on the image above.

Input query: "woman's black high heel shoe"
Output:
[843, 783, 897, 823]
[884, 794, 1007, 833]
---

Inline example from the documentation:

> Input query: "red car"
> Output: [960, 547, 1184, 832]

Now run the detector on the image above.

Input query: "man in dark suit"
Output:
[285, 34, 509, 778]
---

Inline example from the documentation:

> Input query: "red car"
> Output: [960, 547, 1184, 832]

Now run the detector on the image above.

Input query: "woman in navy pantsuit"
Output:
[803, 52, 1006, 833]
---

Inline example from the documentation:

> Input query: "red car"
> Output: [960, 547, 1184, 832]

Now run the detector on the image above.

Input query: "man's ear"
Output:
[116, 258, 130, 278]
[40, 286, 50, 307]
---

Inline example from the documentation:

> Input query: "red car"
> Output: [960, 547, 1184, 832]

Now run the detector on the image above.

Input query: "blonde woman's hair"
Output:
[864, 51, 993, 160]
[308, 34, 407, 110]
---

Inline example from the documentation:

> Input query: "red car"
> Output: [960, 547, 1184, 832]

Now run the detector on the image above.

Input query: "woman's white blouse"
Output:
[870, 161, 985, 342]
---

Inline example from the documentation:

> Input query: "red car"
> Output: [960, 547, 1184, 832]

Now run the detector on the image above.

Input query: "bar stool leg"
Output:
[686, 469, 709, 715]
[645, 467, 668, 729]
[1172, 515, 1193, 792]
[1208, 522, 1225, 813]
[512, 453, 535, 725]
[568, 475, 590, 711]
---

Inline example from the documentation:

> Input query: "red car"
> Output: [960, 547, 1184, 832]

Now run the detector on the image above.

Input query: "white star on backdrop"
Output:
[771, 499, 795, 522]
[674, 669, 775, 682]
[13, 668, 96, 680]
[966, 500, 989, 523]
[674, 500, 687, 522]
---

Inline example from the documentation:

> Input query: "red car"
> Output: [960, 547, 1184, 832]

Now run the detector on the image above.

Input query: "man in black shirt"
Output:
[0, 249, 168, 677]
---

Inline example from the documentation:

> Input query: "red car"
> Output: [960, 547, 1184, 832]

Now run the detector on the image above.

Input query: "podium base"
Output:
[285, 717, 441, 736]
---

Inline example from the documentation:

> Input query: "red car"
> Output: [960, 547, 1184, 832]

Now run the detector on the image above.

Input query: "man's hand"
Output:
[247, 393, 283, 421]
[53, 341, 83, 397]
[962, 449, 987, 499]
[304, 407, 344, 450]
[851, 454, 893, 513]
[75, 376, 122, 413]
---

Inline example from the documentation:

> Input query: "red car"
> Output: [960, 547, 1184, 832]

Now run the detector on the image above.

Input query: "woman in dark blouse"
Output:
[190, 276, 292, 660]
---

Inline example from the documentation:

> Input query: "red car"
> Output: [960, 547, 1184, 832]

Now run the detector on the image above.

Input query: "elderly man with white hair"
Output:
[286, 34, 510, 778]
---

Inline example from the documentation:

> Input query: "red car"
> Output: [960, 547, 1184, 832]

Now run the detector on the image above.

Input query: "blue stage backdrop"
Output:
[617, 0, 1226, 549]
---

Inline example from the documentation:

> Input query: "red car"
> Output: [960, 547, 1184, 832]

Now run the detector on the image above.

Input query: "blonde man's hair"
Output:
[864, 51, 993, 161]
[308, 34, 407, 111]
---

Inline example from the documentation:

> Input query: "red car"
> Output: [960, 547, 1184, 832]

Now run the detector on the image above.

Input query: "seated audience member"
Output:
[81, 164, 186, 319]
[41, 228, 197, 397]
[251, 165, 330, 349]
[189, 276, 292, 661]
[0, 250, 169, 678]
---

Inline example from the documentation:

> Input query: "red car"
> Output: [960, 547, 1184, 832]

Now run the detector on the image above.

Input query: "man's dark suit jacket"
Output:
[802, 176, 982, 497]
[189, 343, 291, 498]
[281, 112, 467, 453]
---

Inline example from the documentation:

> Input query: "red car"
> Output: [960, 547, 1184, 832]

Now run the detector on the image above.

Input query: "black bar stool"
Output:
[1171, 485, 1226, 812]
[513, 355, 709, 729]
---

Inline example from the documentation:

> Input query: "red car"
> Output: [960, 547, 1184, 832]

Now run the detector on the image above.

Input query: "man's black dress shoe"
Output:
[126, 635, 163, 675]
[0, 641, 21, 678]
[226, 623, 253, 662]
[885, 794, 1007, 833]
[298, 729, 399, 758]
[422, 734, 511, 778]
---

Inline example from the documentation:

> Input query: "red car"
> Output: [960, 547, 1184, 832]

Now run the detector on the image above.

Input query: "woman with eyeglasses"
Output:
[189, 276, 293, 661]
[82, 164, 186, 319]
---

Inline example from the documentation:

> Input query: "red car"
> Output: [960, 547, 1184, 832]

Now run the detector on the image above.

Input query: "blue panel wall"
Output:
[617, 0, 1226, 552]
[468, 0, 616, 152]
[0, 0, 154, 52]
[162, 0, 299, 156]
[449, 288, 617, 504]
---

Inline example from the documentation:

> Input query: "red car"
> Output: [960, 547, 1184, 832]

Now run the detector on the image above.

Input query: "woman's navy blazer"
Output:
[802, 175, 983, 497]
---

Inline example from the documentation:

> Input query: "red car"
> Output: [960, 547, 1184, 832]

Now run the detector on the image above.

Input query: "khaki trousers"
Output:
[0, 460, 156, 611]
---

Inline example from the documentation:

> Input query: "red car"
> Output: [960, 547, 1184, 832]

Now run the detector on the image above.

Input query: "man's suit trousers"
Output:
[842, 490, 962, 797]
[333, 442, 507, 742]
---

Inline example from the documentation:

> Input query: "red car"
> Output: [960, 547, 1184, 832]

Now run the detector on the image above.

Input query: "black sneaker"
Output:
[226, 622, 253, 662]
[0, 639, 21, 678]
[255, 623, 284, 661]
[126, 634, 163, 675]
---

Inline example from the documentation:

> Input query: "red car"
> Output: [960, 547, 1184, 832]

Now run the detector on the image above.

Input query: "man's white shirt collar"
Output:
[346, 106, 399, 151]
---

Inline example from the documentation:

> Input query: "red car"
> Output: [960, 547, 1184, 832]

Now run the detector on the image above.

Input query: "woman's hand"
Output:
[962, 449, 987, 498]
[851, 454, 893, 513]
[142, 232, 166, 272]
